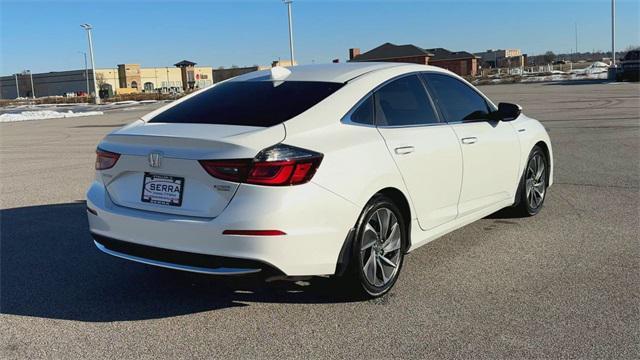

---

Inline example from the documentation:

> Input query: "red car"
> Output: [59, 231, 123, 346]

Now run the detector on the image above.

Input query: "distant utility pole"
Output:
[575, 23, 578, 60]
[79, 51, 89, 95]
[166, 67, 170, 90]
[283, 0, 295, 66]
[28, 70, 35, 99]
[80, 23, 101, 104]
[611, 0, 616, 66]
[14, 74, 19, 98]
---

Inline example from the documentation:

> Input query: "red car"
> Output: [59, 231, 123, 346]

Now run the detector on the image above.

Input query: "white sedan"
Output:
[87, 63, 552, 297]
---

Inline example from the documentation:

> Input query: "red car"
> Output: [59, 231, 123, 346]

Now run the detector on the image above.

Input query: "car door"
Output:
[422, 73, 520, 217]
[374, 74, 463, 231]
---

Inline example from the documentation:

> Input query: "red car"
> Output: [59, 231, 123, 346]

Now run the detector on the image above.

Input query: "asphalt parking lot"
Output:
[1, 81, 639, 359]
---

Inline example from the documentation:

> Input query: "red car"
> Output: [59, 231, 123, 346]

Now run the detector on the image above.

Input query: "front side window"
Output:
[374, 75, 439, 127]
[422, 73, 491, 122]
[150, 81, 344, 127]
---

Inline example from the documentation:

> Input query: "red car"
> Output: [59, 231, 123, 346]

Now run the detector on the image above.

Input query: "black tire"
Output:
[341, 194, 406, 298]
[512, 146, 548, 216]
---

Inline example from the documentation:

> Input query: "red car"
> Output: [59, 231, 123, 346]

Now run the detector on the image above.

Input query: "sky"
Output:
[1, 0, 639, 74]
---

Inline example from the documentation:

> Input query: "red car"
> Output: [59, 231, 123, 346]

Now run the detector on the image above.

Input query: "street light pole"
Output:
[283, 0, 295, 66]
[79, 51, 89, 95]
[80, 24, 101, 104]
[611, 0, 616, 66]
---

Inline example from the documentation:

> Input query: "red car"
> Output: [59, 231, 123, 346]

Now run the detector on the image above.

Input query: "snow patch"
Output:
[0, 110, 104, 123]
[110, 100, 139, 105]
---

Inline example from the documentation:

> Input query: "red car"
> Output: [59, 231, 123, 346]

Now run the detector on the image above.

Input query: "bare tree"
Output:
[543, 51, 556, 64]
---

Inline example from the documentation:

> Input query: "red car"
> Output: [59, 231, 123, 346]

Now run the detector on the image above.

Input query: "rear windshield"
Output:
[149, 81, 344, 127]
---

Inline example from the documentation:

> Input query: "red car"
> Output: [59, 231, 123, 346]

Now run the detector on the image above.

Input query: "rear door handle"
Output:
[461, 137, 477, 145]
[394, 146, 415, 155]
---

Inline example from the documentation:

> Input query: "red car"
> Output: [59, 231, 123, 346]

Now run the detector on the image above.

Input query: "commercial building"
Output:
[349, 42, 479, 76]
[1, 70, 93, 99]
[212, 65, 272, 84]
[1, 58, 299, 99]
[1, 60, 214, 99]
[474, 49, 526, 68]
[211, 60, 295, 83]
[95, 62, 214, 97]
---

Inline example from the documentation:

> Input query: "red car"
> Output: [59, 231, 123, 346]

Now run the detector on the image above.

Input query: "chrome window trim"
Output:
[372, 121, 448, 129]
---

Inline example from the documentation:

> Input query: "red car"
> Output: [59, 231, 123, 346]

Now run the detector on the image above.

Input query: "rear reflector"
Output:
[199, 144, 323, 186]
[223, 230, 286, 236]
[95, 148, 120, 170]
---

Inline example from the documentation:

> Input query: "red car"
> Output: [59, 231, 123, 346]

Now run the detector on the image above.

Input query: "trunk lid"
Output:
[98, 121, 285, 218]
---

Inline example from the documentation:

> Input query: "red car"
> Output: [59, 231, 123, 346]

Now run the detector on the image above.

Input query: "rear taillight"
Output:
[95, 148, 120, 170]
[198, 160, 251, 182]
[199, 144, 323, 186]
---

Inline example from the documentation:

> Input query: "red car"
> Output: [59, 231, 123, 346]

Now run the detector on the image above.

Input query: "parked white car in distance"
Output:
[87, 63, 553, 297]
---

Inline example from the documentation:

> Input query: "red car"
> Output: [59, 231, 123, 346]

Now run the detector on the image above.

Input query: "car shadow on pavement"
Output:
[542, 79, 611, 86]
[0, 202, 359, 322]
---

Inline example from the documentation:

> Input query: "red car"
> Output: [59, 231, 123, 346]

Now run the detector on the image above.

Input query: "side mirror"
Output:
[496, 102, 522, 121]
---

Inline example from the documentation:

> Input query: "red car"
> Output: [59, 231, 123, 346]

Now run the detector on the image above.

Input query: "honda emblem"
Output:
[148, 152, 162, 168]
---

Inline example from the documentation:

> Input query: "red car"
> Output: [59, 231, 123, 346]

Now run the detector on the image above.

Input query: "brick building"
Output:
[348, 43, 434, 65]
[424, 48, 479, 77]
[349, 42, 479, 76]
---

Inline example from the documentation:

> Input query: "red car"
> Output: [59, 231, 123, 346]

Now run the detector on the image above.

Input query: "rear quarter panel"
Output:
[282, 66, 425, 220]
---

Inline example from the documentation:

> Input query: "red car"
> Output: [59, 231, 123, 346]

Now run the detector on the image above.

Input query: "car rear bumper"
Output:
[86, 180, 360, 276]
[92, 234, 267, 275]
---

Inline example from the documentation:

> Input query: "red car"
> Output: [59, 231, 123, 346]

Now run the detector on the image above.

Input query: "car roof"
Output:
[229, 62, 436, 83]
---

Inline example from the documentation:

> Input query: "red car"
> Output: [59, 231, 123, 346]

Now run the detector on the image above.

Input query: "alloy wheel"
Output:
[360, 208, 402, 287]
[525, 153, 546, 209]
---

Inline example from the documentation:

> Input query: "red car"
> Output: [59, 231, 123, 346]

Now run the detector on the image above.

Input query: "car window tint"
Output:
[150, 81, 344, 127]
[349, 95, 374, 125]
[374, 75, 439, 126]
[422, 73, 490, 122]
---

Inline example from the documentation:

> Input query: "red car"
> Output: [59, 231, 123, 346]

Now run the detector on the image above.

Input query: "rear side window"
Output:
[422, 73, 491, 122]
[150, 81, 344, 127]
[374, 75, 439, 126]
[348, 95, 374, 125]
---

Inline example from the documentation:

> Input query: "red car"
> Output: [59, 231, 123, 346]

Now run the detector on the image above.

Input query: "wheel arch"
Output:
[334, 186, 413, 276]
[534, 140, 552, 185]
[376, 187, 412, 250]
[514, 140, 553, 208]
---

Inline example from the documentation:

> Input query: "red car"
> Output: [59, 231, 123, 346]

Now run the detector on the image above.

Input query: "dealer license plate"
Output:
[141, 173, 184, 207]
